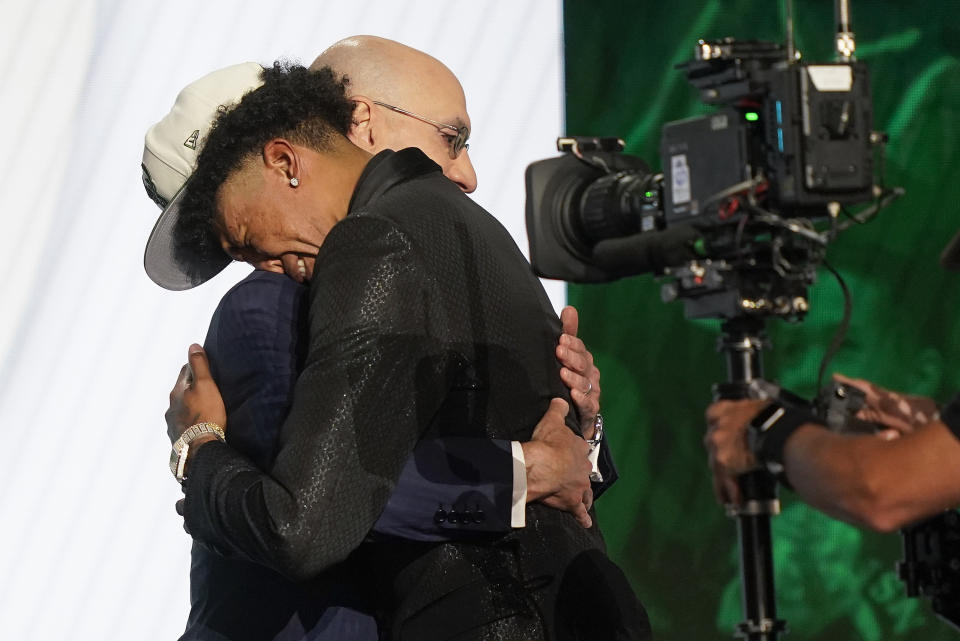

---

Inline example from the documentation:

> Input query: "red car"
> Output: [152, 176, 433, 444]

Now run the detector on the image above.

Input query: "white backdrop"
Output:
[0, 1, 565, 638]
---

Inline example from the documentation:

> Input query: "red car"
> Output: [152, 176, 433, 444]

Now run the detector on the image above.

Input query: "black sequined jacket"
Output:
[184, 148, 649, 641]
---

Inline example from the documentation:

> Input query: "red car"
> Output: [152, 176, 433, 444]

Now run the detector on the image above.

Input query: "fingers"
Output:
[833, 373, 887, 409]
[280, 254, 306, 283]
[561, 367, 600, 401]
[188, 344, 212, 383]
[546, 397, 570, 420]
[530, 397, 571, 441]
[166, 344, 227, 441]
[832, 372, 871, 392]
[560, 305, 579, 337]
[572, 501, 592, 529]
[709, 460, 743, 507]
[170, 363, 192, 402]
[704, 400, 732, 424]
[557, 335, 591, 372]
[544, 492, 593, 528]
[528, 397, 596, 524]
[723, 476, 741, 507]
[705, 400, 757, 508]
[710, 468, 726, 504]
[557, 333, 601, 423]
[175, 498, 192, 533]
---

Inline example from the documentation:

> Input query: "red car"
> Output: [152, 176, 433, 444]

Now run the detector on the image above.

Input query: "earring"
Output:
[289, 177, 299, 187]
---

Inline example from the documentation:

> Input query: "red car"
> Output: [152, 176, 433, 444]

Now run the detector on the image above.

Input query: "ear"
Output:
[261, 139, 300, 184]
[347, 97, 376, 151]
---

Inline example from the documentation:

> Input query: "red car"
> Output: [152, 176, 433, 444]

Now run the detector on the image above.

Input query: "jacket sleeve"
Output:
[372, 437, 515, 539]
[183, 215, 460, 581]
[591, 438, 619, 500]
[206, 273, 517, 540]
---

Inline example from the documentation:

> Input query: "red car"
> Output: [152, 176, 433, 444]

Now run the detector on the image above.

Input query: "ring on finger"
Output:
[585, 381, 593, 395]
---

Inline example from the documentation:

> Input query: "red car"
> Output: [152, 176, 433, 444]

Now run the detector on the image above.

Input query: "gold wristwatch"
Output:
[169, 422, 225, 484]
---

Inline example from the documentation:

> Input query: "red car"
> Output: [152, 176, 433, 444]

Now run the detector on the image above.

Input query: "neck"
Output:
[304, 140, 372, 235]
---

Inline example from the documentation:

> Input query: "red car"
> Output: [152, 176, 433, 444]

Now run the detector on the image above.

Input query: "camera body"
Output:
[663, 45, 874, 225]
[525, 38, 878, 320]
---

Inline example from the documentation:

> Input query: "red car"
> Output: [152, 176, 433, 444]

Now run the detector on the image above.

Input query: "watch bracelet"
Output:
[586, 412, 604, 448]
[182, 422, 226, 444]
[170, 422, 225, 481]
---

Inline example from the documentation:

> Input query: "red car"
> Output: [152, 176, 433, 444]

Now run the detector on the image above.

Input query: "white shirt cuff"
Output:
[510, 440, 526, 527]
[588, 442, 603, 483]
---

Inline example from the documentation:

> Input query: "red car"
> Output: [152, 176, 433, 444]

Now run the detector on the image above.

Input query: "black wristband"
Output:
[748, 403, 815, 486]
[939, 394, 960, 442]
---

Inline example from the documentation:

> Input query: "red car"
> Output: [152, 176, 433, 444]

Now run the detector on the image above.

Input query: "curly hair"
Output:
[174, 61, 355, 273]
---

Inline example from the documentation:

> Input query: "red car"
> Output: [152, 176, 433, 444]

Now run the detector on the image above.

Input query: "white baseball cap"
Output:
[141, 62, 265, 290]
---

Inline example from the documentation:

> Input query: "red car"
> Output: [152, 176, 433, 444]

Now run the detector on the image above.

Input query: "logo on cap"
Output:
[183, 129, 200, 150]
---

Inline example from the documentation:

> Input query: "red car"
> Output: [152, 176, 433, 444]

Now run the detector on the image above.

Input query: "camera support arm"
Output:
[714, 317, 788, 641]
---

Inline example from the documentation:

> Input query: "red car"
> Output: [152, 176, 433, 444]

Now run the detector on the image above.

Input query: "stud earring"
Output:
[289, 177, 299, 187]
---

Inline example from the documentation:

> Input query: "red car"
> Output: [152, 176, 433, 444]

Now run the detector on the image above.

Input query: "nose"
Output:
[446, 151, 477, 193]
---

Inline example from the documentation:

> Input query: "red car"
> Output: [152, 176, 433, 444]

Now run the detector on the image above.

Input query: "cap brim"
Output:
[940, 229, 960, 272]
[143, 179, 231, 290]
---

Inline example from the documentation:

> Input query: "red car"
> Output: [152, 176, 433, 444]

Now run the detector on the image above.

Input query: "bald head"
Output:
[312, 36, 460, 106]
[311, 36, 477, 192]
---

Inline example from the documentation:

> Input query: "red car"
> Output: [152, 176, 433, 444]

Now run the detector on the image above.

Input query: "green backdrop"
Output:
[563, 1, 960, 639]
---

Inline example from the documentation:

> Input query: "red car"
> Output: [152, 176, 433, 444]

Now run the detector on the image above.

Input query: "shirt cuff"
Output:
[510, 441, 526, 527]
[588, 443, 602, 482]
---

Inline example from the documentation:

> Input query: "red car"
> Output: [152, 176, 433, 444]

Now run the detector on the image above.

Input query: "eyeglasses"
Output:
[372, 100, 470, 159]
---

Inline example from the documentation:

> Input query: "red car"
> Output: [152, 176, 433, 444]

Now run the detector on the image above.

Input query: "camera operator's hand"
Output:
[557, 306, 602, 439]
[523, 398, 594, 528]
[704, 399, 766, 506]
[834, 373, 939, 436]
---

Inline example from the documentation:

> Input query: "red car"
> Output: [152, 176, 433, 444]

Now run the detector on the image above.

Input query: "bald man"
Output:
[148, 39, 625, 641]
[313, 36, 478, 193]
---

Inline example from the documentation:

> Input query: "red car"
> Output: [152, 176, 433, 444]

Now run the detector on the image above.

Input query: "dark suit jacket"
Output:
[184, 149, 649, 641]
[183, 271, 532, 641]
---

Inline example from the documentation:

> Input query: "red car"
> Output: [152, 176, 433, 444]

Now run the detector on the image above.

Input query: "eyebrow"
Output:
[435, 115, 469, 133]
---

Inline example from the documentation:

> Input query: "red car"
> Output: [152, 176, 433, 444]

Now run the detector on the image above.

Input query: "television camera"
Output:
[520, 1, 953, 639]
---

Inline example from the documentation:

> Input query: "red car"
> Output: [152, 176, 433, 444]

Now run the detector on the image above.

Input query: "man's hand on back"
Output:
[522, 398, 594, 529]
[556, 306, 601, 439]
[166, 344, 228, 446]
